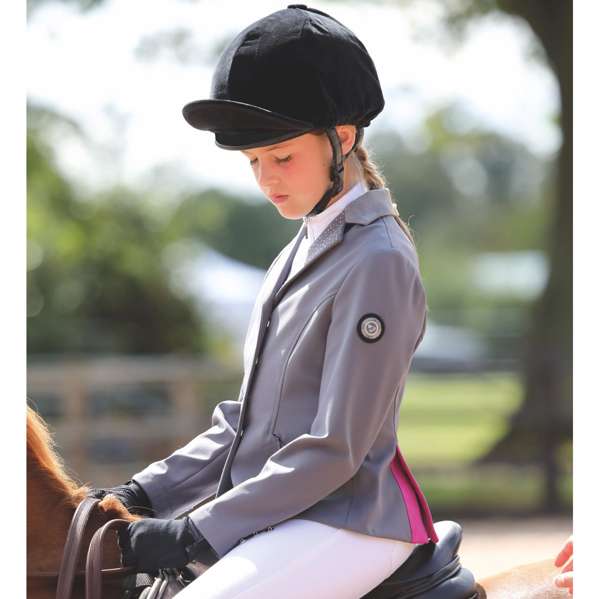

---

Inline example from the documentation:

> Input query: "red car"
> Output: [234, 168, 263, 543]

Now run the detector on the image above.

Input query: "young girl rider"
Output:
[90, 5, 439, 597]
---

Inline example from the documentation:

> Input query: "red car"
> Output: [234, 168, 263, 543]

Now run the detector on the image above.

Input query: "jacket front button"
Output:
[266, 319, 271, 328]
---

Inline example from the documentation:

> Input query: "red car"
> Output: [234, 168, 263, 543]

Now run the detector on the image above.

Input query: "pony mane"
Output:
[27, 405, 87, 505]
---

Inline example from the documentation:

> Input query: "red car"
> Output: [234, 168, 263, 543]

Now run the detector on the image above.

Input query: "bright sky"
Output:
[27, 0, 560, 198]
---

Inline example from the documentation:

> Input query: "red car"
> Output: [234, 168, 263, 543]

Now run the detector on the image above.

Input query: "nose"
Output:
[255, 158, 280, 192]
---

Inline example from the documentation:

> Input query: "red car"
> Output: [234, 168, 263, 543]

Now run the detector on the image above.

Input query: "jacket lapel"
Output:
[272, 188, 400, 304]
[240, 223, 307, 378]
[242, 188, 399, 380]
[273, 211, 346, 304]
[264, 222, 307, 308]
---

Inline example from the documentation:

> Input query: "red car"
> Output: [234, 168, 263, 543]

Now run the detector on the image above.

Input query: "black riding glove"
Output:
[117, 516, 209, 572]
[87, 479, 154, 516]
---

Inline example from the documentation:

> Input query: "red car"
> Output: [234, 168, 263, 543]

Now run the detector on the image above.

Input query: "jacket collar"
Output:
[269, 188, 399, 305]
[303, 179, 369, 243]
[344, 187, 400, 225]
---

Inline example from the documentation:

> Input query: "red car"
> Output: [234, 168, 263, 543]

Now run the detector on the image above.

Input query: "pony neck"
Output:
[27, 406, 85, 573]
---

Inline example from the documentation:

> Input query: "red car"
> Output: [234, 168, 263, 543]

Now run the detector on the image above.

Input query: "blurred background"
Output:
[26, 0, 572, 573]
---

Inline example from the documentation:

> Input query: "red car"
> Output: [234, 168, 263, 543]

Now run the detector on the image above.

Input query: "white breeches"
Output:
[176, 517, 418, 599]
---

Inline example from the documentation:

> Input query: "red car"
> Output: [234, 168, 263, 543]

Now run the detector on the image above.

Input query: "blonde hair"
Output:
[311, 127, 418, 249]
[350, 140, 417, 249]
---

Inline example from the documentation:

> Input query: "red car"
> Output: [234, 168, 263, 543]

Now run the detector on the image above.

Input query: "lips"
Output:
[269, 194, 288, 204]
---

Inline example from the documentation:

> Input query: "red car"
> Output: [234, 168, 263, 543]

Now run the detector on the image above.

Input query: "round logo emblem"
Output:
[357, 313, 385, 343]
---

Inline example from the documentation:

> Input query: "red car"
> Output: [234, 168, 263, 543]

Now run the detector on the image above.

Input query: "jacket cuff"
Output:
[126, 479, 154, 513]
[131, 471, 173, 518]
[185, 517, 219, 562]
[187, 504, 238, 559]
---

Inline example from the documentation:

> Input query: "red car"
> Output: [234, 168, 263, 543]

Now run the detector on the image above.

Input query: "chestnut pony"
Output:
[27, 406, 138, 599]
[475, 560, 567, 598]
[26, 405, 566, 599]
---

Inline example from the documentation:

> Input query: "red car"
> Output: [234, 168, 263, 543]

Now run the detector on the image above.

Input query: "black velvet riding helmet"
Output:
[181, 4, 385, 215]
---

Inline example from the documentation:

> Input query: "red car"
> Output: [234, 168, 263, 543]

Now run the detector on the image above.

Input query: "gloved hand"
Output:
[117, 516, 210, 572]
[87, 479, 154, 516]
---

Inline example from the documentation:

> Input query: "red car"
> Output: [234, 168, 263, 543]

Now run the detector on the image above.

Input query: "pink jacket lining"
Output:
[390, 444, 439, 544]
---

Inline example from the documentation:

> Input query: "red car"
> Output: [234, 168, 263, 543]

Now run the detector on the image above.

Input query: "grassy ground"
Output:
[397, 372, 572, 514]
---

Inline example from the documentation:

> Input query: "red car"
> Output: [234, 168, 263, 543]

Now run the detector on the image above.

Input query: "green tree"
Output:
[407, 0, 572, 512]
[28, 106, 212, 355]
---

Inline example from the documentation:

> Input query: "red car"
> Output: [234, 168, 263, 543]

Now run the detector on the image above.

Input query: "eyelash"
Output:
[249, 155, 292, 166]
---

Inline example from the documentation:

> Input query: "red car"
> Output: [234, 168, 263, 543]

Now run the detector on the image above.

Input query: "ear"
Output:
[335, 125, 357, 155]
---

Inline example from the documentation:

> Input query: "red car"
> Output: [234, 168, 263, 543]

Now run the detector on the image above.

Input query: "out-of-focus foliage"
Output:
[361, 103, 550, 361]
[28, 105, 212, 355]
[166, 190, 298, 270]
[373, 105, 550, 245]
[396, 0, 572, 505]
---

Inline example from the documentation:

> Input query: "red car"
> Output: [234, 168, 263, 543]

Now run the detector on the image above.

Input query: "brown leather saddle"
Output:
[52, 497, 479, 599]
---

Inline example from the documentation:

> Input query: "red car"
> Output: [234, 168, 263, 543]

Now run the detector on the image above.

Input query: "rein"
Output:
[27, 496, 134, 598]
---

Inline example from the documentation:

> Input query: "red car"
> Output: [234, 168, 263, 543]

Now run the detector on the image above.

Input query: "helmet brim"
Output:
[181, 99, 316, 150]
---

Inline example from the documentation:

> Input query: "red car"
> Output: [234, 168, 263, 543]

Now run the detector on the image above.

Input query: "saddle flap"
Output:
[361, 521, 478, 599]
[390, 520, 463, 582]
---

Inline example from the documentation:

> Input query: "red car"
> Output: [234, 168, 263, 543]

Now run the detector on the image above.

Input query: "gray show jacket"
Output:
[133, 188, 439, 558]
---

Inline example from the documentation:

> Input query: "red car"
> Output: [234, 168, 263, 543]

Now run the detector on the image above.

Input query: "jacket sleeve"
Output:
[131, 398, 241, 519]
[187, 248, 427, 558]
[130, 241, 294, 521]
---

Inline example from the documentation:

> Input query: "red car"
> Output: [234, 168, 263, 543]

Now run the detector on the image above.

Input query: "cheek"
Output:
[289, 156, 328, 189]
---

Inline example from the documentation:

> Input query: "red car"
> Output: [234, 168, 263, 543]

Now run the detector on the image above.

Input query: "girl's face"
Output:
[241, 125, 357, 219]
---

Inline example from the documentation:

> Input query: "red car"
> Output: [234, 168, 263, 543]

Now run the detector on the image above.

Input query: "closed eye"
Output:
[249, 155, 292, 166]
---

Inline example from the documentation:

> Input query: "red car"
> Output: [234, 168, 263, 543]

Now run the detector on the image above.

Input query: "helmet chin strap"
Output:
[305, 126, 364, 217]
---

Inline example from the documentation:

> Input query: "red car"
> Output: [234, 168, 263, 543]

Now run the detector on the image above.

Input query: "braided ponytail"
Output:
[313, 127, 418, 249]
[354, 144, 386, 190]
[351, 141, 417, 249]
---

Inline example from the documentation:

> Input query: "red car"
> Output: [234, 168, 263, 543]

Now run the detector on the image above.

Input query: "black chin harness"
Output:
[306, 126, 365, 216]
